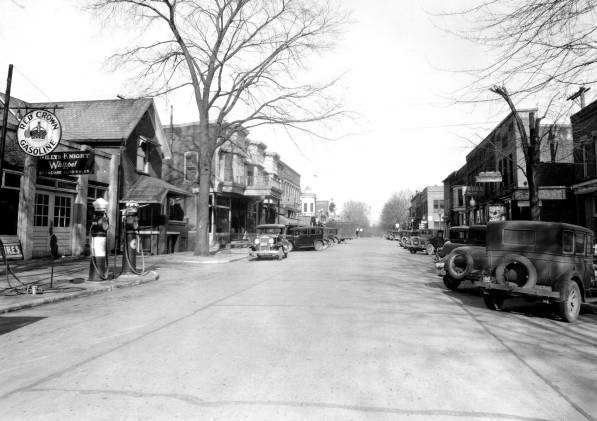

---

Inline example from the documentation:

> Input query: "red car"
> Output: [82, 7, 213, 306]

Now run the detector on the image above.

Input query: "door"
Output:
[32, 191, 74, 257]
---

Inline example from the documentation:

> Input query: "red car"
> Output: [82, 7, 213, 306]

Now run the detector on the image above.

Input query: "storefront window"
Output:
[53, 196, 72, 227]
[34, 193, 50, 227]
[168, 197, 185, 221]
[0, 189, 19, 235]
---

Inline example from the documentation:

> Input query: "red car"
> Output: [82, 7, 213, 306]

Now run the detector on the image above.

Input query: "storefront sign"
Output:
[38, 151, 95, 176]
[475, 171, 502, 183]
[17, 110, 62, 157]
[488, 204, 507, 222]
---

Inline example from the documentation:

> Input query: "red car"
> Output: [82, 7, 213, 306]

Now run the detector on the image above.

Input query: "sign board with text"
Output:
[38, 151, 95, 176]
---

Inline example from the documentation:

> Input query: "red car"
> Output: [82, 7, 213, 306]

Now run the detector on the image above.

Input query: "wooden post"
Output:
[0, 64, 13, 182]
[107, 153, 120, 251]
[72, 173, 88, 256]
[17, 155, 37, 260]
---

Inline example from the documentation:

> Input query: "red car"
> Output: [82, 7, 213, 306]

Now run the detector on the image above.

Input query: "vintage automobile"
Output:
[436, 226, 471, 259]
[407, 229, 445, 255]
[480, 220, 597, 322]
[249, 224, 290, 260]
[400, 230, 417, 248]
[287, 226, 327, 251]
[324, 227, 339, 244]
[439, 225, 488, 290]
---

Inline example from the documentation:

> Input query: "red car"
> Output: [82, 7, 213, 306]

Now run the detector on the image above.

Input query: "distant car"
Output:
[249, 224, 290, 260]
[436, 225, 487, 290]
[407, 229, 445, 255]
[287, 226, 327, 251]
[480, 220, 597, 322]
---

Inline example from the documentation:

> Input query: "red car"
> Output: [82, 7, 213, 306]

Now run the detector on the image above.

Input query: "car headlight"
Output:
[254, 238, 260, 245]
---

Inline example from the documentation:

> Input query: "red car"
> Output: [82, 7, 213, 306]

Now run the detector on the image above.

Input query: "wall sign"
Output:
[17, 110, 62, 157]
[38, 151, 95, 176]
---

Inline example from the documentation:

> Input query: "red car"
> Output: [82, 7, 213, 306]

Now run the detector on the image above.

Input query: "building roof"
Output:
[27, 98, 154, 142]
[0, 96, 171, 158]
[122, 174, 190, 204]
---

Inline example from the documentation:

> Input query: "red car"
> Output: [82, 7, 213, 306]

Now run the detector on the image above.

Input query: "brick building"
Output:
[443, 110, 575, 227]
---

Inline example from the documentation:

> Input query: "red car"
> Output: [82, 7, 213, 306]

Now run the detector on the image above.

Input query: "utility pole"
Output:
[0, 64, 14, 187]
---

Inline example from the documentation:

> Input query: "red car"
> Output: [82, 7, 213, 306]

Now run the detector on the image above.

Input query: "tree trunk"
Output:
[194, 127, 214, 256]
[526, 146, 541, 221]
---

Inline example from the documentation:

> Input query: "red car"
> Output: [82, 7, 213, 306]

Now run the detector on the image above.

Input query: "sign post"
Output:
[0, 64, 13, 183]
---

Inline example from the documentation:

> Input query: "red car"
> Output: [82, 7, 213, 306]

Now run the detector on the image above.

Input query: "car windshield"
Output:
[258, 227, 283, 235]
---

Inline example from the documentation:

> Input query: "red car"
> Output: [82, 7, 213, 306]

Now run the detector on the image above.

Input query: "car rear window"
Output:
[587, 235, 594, 256]
[563, 230, 574, 254]
[503, 229, 535, 245]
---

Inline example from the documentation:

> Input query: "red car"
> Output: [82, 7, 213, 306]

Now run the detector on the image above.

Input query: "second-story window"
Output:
[184, 151, 198, 182]
[303, 203, 307, 213]
[136, 137, 150, 174]
[310, 203, 314, 213]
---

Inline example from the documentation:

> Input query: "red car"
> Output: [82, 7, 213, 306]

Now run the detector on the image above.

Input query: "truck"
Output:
[325, 221, 356, 243]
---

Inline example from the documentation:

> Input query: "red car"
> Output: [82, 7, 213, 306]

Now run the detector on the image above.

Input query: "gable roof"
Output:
[122, 174, 190, 204]
[27, 98, 154, 142]
[0, 96, 171, 158]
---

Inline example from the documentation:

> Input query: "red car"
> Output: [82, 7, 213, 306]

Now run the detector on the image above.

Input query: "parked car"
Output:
[436, 225, 487, 291]
[400, 230, 417, 248]
[407, 229, 445, 255]
[480, 220, 597, 322]
[287, 226, 327, 251]
[249, 224, 290, 260]
[323, 227, 336, 246]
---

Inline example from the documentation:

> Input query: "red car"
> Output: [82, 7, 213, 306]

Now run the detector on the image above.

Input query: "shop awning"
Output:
[121, 175, 190, 204]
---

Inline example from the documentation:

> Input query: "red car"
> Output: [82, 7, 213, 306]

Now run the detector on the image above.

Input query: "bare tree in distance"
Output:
[379, 190, 412, 230]
[341, 200, 370, 229]
[90, 0, 350, 255]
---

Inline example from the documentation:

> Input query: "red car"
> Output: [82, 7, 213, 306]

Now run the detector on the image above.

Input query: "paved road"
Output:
[1, 238, 596, 420]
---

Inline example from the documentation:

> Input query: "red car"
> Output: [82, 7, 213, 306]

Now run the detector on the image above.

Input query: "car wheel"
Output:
[409, 248, 416, 254]
[314, 240, 324, 251]
[443, 275, 461, 291]
[286, 242, 294, 252]
[277, 249, 284, 260]
[446, 248, 474, 280]
[558, 279, 581, 323]
[483, 292, 506, 311]
[426, 244, 435, 255]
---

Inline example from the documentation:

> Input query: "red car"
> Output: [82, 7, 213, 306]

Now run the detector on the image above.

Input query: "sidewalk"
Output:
[0, 247, 248, 314]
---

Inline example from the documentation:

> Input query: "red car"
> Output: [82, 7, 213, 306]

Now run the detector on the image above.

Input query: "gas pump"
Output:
[88, 197, 110, 281]
[122, 201, 139, 274]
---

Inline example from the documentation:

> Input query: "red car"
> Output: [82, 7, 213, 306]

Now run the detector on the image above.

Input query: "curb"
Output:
[0, 270, 159, 315]
[181, 255, 249, 264]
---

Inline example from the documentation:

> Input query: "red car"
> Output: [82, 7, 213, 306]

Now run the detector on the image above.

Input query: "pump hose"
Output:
[123, 232, 150, 276]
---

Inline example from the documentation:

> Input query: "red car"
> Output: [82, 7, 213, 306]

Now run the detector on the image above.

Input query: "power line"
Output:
[13, 66, 52, 101]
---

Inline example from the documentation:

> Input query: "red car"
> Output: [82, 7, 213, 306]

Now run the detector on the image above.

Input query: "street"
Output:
[1, 238, 596, 420]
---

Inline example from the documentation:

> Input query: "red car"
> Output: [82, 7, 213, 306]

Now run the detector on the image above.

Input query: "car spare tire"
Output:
[446, 248, 474, 280]
[494, 254, 537, 289]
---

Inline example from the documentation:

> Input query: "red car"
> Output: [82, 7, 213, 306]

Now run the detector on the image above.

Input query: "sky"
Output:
[0, 0, 545, 223]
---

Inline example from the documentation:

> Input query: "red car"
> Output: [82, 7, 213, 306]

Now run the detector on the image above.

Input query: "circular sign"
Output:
[17, 110, 62, 157]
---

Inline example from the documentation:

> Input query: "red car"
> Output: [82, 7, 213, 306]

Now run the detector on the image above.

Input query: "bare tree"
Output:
[442, 0, 597, 98]
[340, 200, 370, 228]
[437, 1, 590, 220]
[379, 190, 412, 230]
[90, 0, 348, 255]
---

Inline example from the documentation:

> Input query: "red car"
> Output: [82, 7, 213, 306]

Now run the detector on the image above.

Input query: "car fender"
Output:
[551, 271, 586, 301]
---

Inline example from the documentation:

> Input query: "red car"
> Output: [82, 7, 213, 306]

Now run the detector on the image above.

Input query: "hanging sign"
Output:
[17, 110, 62, 157]
[475, 171, 502, 183]
[38, 151, 95, 176]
